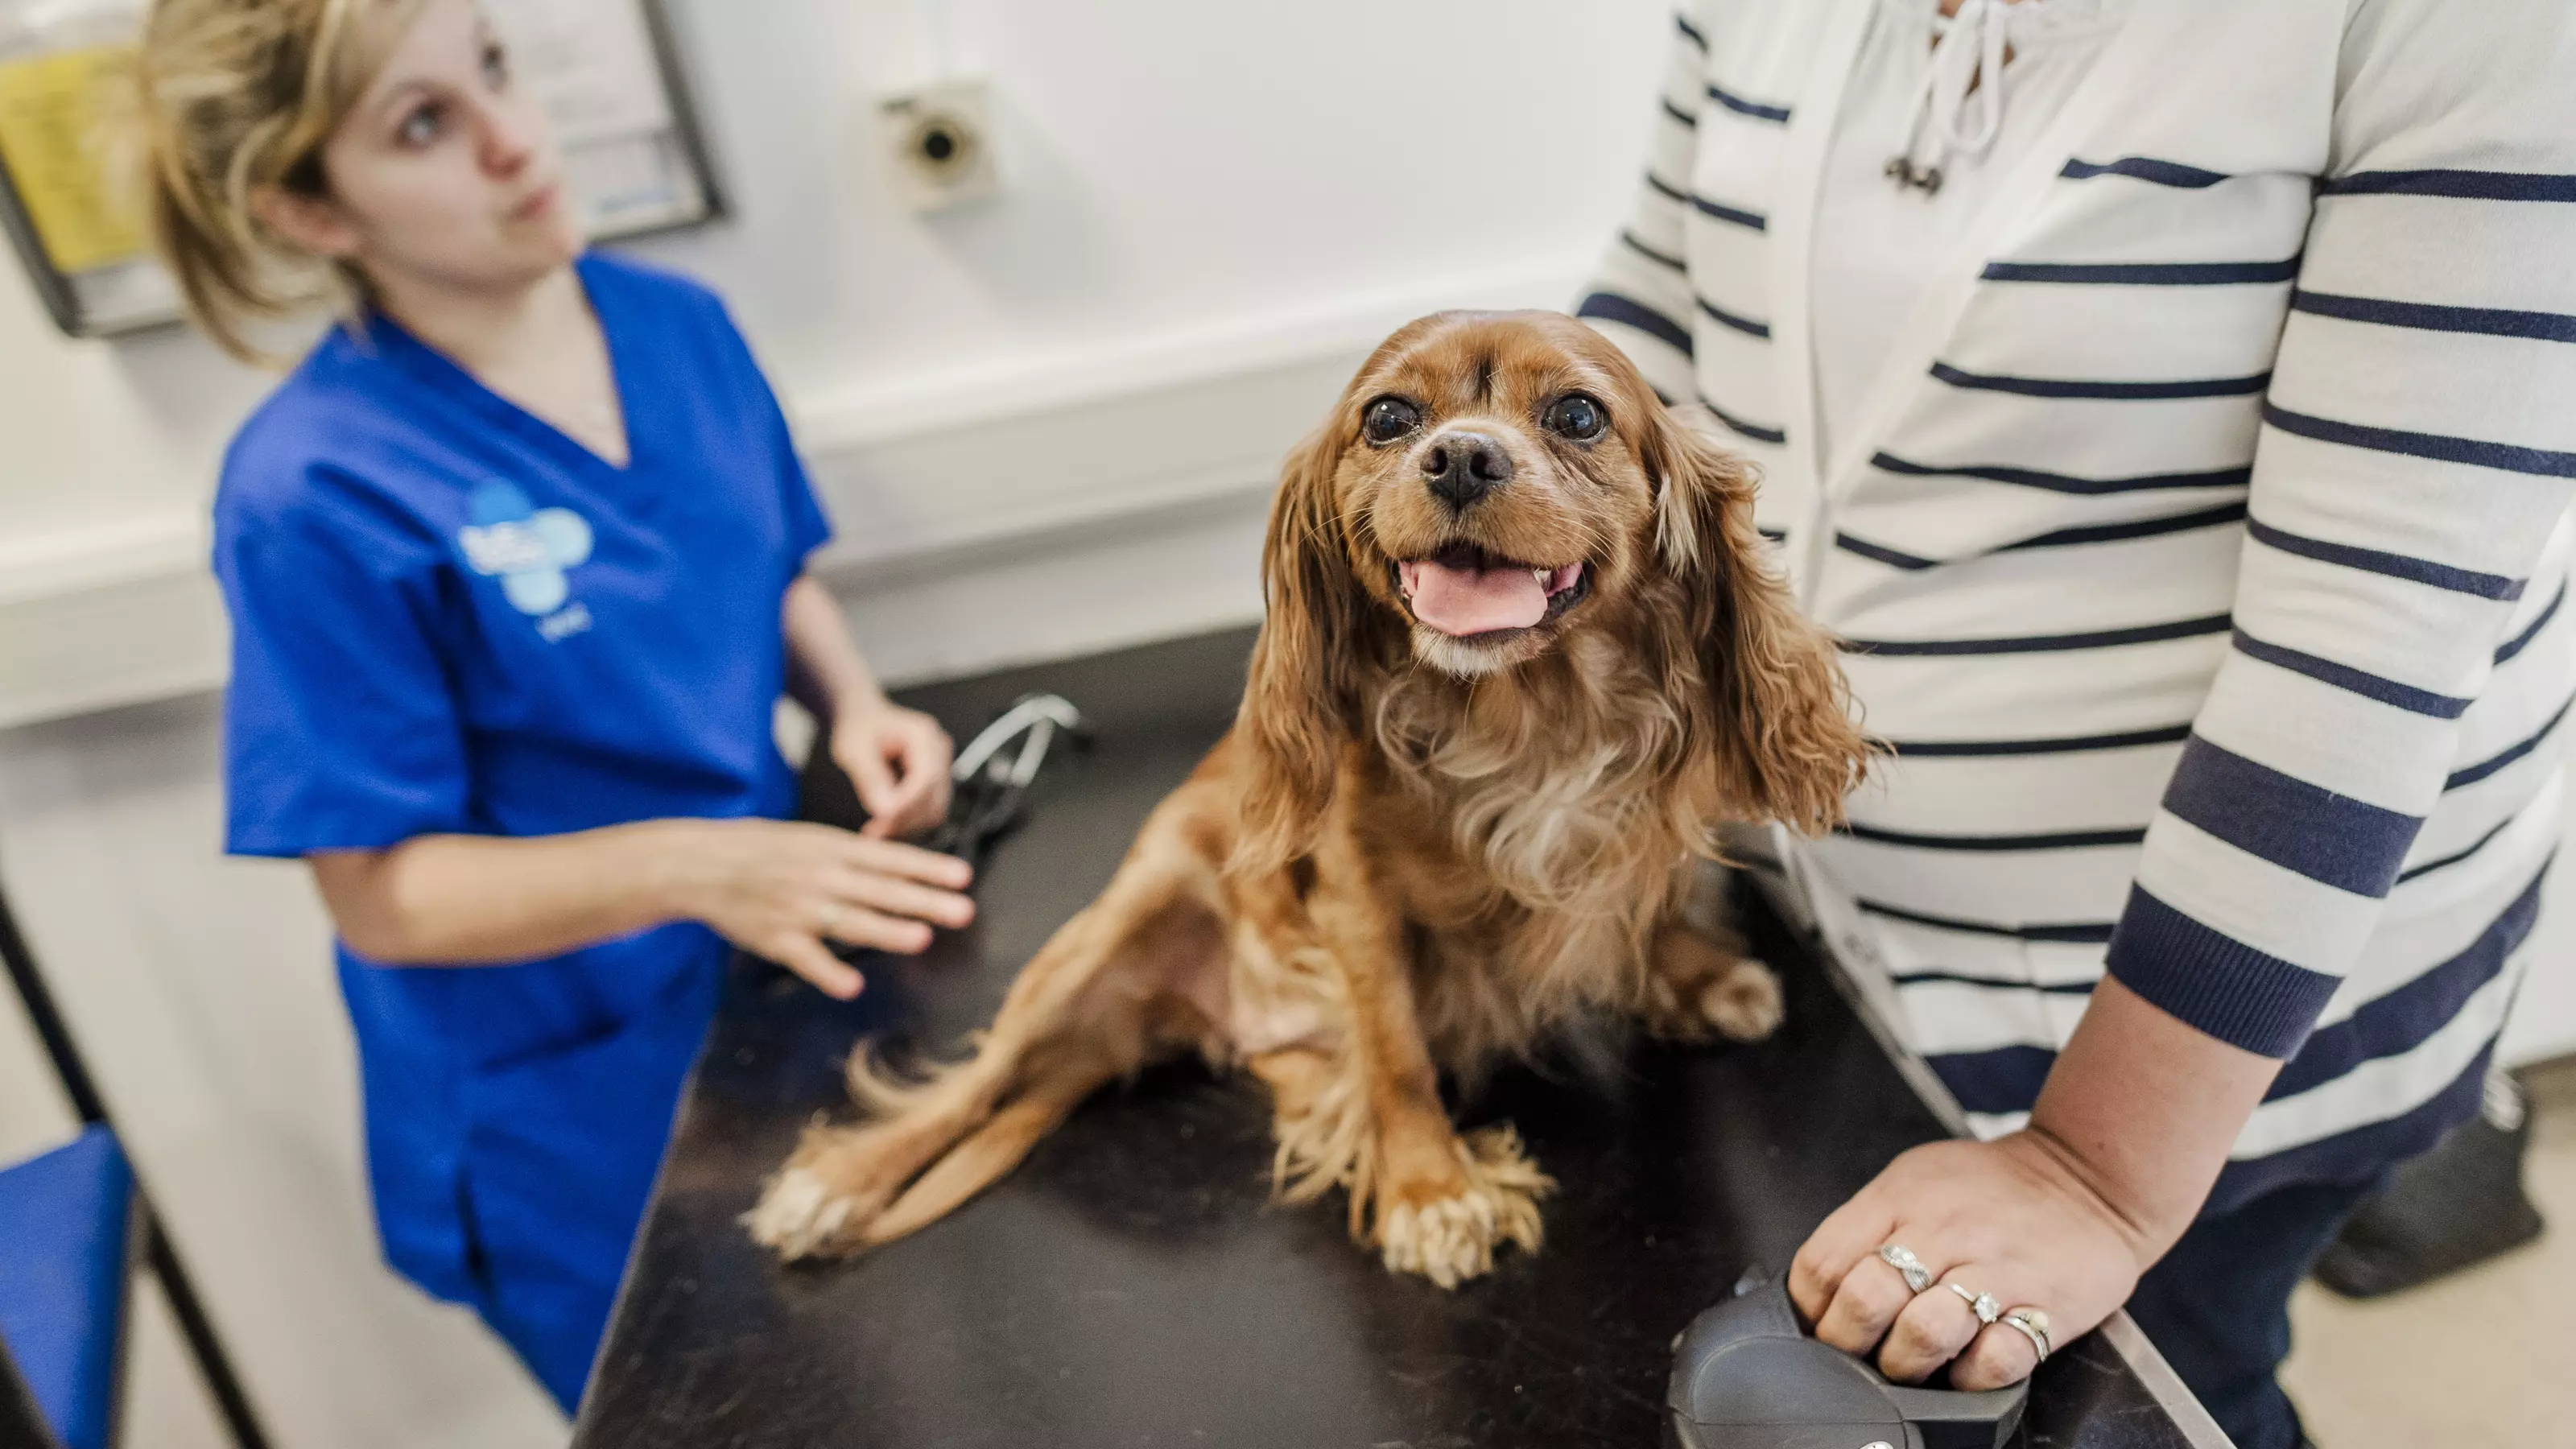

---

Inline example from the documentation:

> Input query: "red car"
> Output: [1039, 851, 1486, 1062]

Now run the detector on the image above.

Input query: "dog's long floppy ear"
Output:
[1641, 405, 1874, 835]
[1232, 422, 1374, 877]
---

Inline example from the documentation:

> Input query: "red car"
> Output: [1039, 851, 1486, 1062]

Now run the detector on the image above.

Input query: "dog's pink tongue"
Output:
[1400, 559, 1546, 636]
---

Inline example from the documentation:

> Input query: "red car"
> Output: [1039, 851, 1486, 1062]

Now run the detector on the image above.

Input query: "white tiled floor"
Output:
[2280, 1058, 2576, 1449]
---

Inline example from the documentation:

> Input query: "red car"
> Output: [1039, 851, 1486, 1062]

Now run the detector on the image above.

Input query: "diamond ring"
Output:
[1946, 1282, 2001, 1324]
[1876, 1243, 1934, 1294]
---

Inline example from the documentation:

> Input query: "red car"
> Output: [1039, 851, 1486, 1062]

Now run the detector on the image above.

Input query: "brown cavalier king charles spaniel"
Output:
[748, 311, 1872, 1286]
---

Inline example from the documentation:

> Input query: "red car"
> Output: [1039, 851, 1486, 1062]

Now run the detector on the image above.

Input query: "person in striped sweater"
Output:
[1575, 2, 2576, 1444]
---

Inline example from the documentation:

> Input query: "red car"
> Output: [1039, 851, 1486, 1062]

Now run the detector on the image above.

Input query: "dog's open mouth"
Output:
[1393, 542, 1591, 640]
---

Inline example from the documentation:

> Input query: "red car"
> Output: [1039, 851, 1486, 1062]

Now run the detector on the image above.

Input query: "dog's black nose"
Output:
[1421, 431, 1513, 510]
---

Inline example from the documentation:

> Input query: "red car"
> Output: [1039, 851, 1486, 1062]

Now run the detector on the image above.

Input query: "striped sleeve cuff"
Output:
[1575, 290, 1695, 357]
[2103, 886, 2343, 1058]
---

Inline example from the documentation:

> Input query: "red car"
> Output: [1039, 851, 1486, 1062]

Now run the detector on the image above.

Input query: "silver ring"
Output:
[1946, 1282, 2000, 1324]
[817, 902, 843, 935]
[2001, 1307, 2053, 1362]
[1876, 1243, 1933, 1294]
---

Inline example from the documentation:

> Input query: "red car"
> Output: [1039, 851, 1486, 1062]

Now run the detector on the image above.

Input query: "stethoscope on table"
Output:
[811, 693, 1084, 972]
[919, 692, 1088, 868]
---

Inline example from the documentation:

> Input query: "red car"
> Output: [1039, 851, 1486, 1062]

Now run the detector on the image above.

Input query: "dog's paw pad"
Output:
[1377, 1194, 1502, 1288]
[1374, 1127, 1553, 1288]
[743, 1166, 862, 1260]
[1700, 958, 1785, 1042]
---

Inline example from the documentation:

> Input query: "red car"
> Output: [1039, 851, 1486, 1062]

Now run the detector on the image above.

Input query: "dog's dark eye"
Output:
[1363, 397, 1421, 444]
[1543, 394, 1606, 441]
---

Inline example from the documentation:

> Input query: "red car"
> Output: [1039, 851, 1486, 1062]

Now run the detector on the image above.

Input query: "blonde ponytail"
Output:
[136, 0, 419, 362]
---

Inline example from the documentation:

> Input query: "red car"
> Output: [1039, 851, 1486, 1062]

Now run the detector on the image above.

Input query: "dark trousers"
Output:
[2125, 1175, 2383, 1449]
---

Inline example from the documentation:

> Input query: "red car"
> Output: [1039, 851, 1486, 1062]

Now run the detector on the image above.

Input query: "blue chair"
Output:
[0, 1126, 135, 1449]
[0, 879, 269, 1449]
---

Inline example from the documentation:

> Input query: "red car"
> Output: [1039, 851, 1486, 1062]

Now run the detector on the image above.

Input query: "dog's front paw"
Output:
[745, 1164, 865, 1260]
[1699, 956, 1784, 1042]
[742, 1127, 898, 1261]
[1373, 1124, 1554, 1289]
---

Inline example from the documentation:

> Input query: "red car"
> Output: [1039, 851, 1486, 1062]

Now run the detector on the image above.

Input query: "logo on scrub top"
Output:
[458, 481, 594, 639]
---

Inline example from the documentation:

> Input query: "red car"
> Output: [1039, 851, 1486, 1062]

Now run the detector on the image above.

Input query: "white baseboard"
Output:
[0, 259, 1584, 730]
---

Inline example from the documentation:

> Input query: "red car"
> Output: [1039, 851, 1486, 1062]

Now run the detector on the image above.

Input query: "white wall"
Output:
[1, 0, 1674, 724]
[0, 2, 1673, 1445]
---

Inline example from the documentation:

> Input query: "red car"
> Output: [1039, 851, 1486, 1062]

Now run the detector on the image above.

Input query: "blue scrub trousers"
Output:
[449, 964, 723, 1412]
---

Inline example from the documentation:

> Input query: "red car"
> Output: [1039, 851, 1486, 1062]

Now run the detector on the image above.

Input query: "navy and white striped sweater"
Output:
[1579, 0, 2576, 1212]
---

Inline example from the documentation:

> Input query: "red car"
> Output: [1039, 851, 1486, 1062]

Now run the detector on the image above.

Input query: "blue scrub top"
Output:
[213, 253, 830, 1323]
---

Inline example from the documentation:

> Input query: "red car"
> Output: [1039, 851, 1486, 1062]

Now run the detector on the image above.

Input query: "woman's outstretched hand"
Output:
[674, 819, 973, 998]
[308, 810, 976, 1000]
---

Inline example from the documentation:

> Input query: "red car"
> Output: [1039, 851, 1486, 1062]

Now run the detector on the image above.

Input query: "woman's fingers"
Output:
[902, 721, 953, 824]
[891, 718, 956, 828]
[817, 902, 934, 956]
[916, 758, 954, 828]
[887, 775, 952, 840]
[1878, 1276, 1988, 1383]
[832, 865, 976, 930]
[840, 834, 974, 891]
[862, 769, 940, 840]
[1812, 1245, 1927, 1356]
[770, 931, 865, 998]
[838, 711, 957, 840]
[687, 821, 972, 983]
[836, 729, 902, 823]
[1952, 1312, 2045, 1391]
[852, 744, 931, 838]
[1787, 1189, 1898, 1325]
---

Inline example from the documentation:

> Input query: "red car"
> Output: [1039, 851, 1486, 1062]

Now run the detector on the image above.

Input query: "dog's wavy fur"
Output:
[747, 312, 1871, 1286]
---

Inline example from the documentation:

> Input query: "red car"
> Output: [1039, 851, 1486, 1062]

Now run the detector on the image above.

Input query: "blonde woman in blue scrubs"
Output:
[139, 0, 974, 1410]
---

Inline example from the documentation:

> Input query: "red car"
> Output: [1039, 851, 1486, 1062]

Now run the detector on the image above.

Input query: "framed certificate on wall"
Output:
[496, 0, 724, 241]
[0, 0, 724, 339]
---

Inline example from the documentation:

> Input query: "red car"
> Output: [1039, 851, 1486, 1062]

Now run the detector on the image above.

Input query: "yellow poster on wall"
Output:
[0, 43, 145, 275]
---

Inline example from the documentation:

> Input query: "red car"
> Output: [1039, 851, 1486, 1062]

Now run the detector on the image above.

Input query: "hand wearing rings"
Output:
[1789, 1134, 2142, 1392]
[1876, 1243, 1934, 1294]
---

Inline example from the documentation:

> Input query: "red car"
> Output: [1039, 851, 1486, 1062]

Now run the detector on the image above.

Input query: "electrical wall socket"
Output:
[875, 78, 1000, 213]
